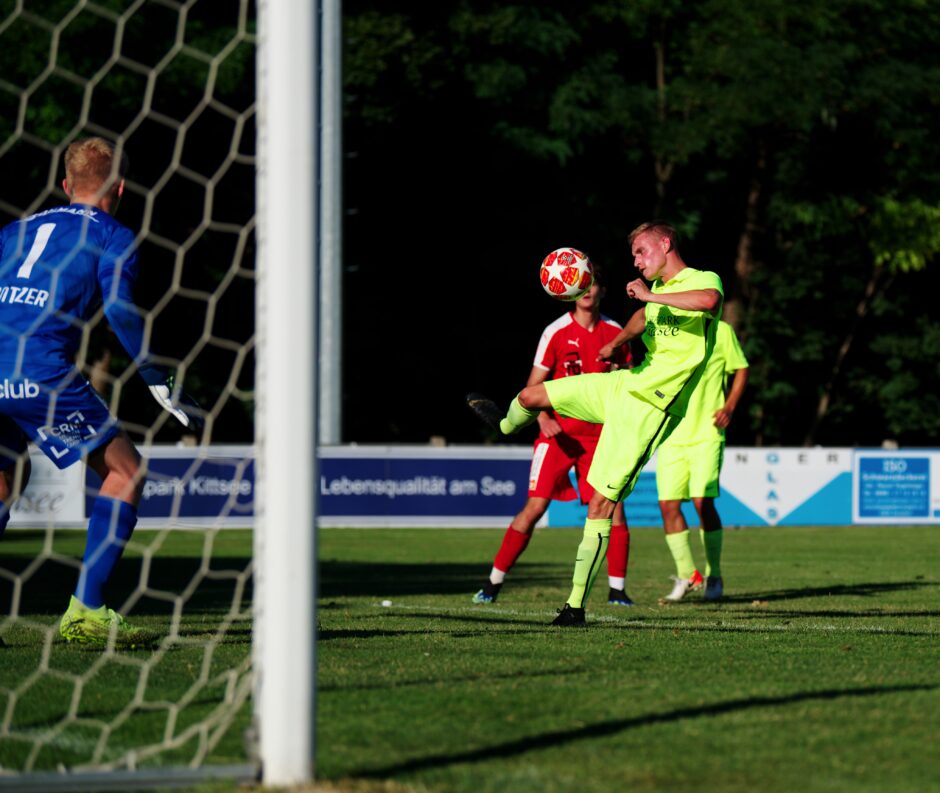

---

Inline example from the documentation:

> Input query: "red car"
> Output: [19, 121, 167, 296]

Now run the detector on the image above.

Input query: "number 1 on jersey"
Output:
[17, 222, 56, 279]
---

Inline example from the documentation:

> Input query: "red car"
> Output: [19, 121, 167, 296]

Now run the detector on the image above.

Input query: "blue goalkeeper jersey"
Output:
[0, 204, 150, 376]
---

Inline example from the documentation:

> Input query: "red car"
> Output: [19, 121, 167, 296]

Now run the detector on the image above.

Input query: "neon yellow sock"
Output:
[499, 395, 538, 435]
[665, 530, 696, 579]
[566, 518, 611, 608]
[699, 528, 723, 577]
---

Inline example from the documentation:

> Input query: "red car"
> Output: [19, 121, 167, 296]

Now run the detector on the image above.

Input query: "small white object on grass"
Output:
[380, 600, 393, 607]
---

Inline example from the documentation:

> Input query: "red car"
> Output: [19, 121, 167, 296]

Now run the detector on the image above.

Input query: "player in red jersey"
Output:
[471, 266, 635, 606]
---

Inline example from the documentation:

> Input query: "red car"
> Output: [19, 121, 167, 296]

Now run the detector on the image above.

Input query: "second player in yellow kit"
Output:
[656, 320, 749, 603]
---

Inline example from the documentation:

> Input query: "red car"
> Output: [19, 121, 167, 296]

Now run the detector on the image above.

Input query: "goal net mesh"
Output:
[0, 0, 257, 777]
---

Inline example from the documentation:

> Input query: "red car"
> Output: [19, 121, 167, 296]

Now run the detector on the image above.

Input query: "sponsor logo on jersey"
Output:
[37, 410, 98, 454]
[27, 206, 100, 222]
[0, 379, 39, 399]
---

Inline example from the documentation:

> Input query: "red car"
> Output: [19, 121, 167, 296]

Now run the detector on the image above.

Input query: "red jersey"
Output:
[534, 312, 631, 438]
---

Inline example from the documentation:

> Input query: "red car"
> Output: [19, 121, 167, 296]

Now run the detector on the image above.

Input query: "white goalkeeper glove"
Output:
[148, 374, 204, 431]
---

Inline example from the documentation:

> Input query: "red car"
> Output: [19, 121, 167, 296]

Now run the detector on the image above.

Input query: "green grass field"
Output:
[0, 525, 938, 792]
[0, 528, 254, 774]
[317, 525, 940, 793]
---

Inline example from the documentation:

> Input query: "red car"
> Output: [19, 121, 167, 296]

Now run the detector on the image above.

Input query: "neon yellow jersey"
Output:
[664, 320, 748, 445]
[625, 267, 723, 417]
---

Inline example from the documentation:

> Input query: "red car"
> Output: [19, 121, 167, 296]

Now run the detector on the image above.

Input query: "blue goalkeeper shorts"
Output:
[0, 364, 120, 470]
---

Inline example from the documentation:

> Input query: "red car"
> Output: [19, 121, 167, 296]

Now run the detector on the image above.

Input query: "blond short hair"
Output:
[628, 221, 679, 251]
[64, 137, 127, 196]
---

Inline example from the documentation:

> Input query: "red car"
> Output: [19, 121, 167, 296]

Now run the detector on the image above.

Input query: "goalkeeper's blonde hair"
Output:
[64, 136, 127, 196]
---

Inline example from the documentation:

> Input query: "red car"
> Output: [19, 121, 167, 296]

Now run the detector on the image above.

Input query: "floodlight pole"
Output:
[255, 0, 318, 786]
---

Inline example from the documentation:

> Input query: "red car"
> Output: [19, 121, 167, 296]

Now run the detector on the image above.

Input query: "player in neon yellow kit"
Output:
[486, 222, 723, 626]
[654, 319, 748, 602]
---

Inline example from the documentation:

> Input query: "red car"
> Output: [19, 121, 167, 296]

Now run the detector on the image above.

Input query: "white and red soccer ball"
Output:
[539, 247, 594, 301]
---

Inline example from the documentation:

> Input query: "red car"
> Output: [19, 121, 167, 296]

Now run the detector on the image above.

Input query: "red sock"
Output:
[607, 523, 630, 579]
[493, 525, 532, 573]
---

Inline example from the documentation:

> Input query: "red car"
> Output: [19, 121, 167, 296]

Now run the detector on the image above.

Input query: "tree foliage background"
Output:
[1, 0, 937, 447]
[345, 0, 940, 448]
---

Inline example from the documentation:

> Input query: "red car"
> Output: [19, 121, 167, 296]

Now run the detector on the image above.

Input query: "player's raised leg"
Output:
[466, 385, 551, 436]
[498, 384, 553, 435]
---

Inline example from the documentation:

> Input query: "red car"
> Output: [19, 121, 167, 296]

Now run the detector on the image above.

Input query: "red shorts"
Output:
[528, 433, 598, 504]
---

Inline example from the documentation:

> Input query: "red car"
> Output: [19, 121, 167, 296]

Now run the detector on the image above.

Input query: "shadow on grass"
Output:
[322, 561, 937, 604]
[320, 609, 562, 640]
[319, 627, 444, 640]
[0, 556, 559, 614]
[320, 666, 583, 693]
[4, 536, 932, 621]
[719, 580, 936, 604]
[8, 693, 231, 731]
[383, 609, 558, 630]
[323, 604, 940, 643]
[356, 683, 937, 779]
[597, 618, 939, 638]
[719, 608, 940, 620]
[0, 547, 252, 617]
[319, 560, 565, 598]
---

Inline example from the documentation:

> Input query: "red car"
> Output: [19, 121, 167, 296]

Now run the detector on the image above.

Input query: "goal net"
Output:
[0, 1, 308, 787]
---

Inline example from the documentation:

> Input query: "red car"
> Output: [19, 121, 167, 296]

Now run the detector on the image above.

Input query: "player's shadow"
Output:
[320, 666, 581, 694]
[318, 627, 448, 641]
[0, 550, 253, 617]
[356, 683, 936, 780]
[391, 610, 557, 630]
[727, 608, 938, 621]
[8, 693, 228, 731]
[320, 560, 564, 598]
[719, 580, 934, 604]
[614, 617, 938, 639]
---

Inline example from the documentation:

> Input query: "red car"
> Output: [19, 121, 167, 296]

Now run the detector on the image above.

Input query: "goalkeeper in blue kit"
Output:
[0, 137, 201, 647]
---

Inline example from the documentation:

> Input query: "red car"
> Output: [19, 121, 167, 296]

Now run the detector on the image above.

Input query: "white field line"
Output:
[369, 602, 939, 636]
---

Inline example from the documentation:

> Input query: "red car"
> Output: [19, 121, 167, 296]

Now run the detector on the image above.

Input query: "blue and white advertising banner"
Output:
[853, 450, 940, 524]
[718, 447, 854, 526]
[318, 446, 532, 527]
[7, 444, 938, 529]
[9, 451, 85, 526]
[84, 445, 255, 528]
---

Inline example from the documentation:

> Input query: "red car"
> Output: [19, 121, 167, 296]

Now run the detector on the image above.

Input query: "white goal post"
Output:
[254, 0, 319, 786]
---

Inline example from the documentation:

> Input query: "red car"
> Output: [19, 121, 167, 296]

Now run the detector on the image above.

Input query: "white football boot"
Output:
[662, 570, 704, 602]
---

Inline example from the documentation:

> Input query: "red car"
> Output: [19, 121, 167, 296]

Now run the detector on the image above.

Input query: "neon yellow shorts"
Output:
[544, 371, 680, 502]
[655, 438, 724, 500]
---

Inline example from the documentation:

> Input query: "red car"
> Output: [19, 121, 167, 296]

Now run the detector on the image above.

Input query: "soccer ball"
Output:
[539, 247, 594, 301]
